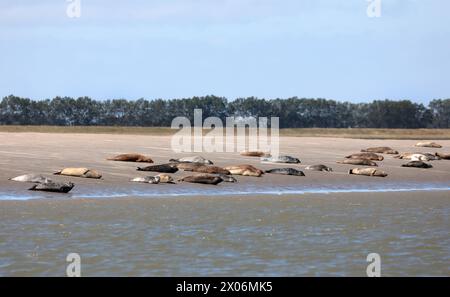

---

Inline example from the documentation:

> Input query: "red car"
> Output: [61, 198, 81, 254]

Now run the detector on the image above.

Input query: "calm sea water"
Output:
[0, 190, 449, 276]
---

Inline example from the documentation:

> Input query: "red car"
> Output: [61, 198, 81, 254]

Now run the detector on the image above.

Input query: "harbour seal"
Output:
[345, 152, 384, 161]
[169, 156, 213, 165]
[361, 147, 398, 154]
[184, 165, 230, 175]
[215, 174, 237, 183]
[172, 162, 203, 171]
[107, 153, 154, 163]
[240, 151, 268, 157]
[305, 165, 333, 172]
[223, 165, 264, 177]
[336, 159, 378, 166]
[29, 181, 75, 193]
[394, 153, 439, 161]
[265, 168, 305, 176]
[54, 168, 102, 179]
[401, 161, 433, 169]
[260, 155, 301, 164]
[415, 142, 442, 148]
[9, 174, 51, 183]
[130, 176, 161, 184]
[156, 174, 175, 183]
[137, 164, 178, 173]
[435, 152, 450, 160]
[348, 168, 387, 177]
[178, 175, 223, 185]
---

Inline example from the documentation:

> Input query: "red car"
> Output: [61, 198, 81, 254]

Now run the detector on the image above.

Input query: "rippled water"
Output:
[0, 190, 449, 276]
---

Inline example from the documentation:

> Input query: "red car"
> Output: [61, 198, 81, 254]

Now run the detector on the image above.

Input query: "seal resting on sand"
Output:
[361, 147, 398, 154]
[178, 175, 223, 185]
[130, 176, 161, 184]
[305, 165, 333, 172]
[137, 164, 178, 173]
[348, 168, 387, 177]
[107, 153, 154, 163]
[156, 174, 175, 183]
[54, 168, 102, 179]
[169, 156, 213, 165]
[401, 161, 433, 168]
[415, 142, 442, 148]
[435, 152, 450, 160]
[240, 151, 268, 157]
[336, 159, 378, 166]
[260, 155, 301, 164]
[9, 174, 51, 183]
[29, 181, 75, 193]
[345, 152, 383, 161]
[265, 168, 305, 176]
[184, 165, 230, 175]
[394, 153, 439, 161]
[224, 165, 264, 177]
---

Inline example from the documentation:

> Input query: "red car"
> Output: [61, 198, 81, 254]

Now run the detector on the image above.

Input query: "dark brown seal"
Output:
[107, 153, 154, 163]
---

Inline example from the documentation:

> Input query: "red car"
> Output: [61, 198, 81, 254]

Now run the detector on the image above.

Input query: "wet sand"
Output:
[0, 133, 449, 199]
[0, 133, 449, 276]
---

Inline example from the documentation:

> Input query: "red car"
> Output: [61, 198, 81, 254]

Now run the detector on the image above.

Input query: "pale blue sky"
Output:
[0, 0, 449, 102]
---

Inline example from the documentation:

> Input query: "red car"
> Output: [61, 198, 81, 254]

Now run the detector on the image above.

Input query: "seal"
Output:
[336, 159, 378, 166]
[107, 153, 154, 163]
[223, 165, 264, 177]
[394, 153, 439, 161]
[435, 152, 450, 160]
[348, 168, 387, 177]
[178, 175, 223, 185]
[305, 165, 333, 172]
[130, 176, 161, 184]
[9, 174, 51, 183]
[54, 168, 102, 179]
[265, 168, 305, 176]
[156, 174, 175, 183]
[361, 147, 398, 154]
[172, 162, 203, 171]
[215, 174, 237, 183]
[260, 155, 301, 164]
[415, 142, 442, 148]
[137, 164, 178, 173]
[29, 181, 75, 193]
[240, 151, 268, 157]
[169, 156, 213, 165]
[184, 165, 230, 175]
[345, 152, 384, 161]
[401, 161, 433, 168]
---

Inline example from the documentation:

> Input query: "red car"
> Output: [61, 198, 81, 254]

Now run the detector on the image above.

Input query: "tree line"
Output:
[0, 95, 449, 128]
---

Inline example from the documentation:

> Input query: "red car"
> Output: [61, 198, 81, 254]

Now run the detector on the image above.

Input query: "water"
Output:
[0, 190, 449, 276]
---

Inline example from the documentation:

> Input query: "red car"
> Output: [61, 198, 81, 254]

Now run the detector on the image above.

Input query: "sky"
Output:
[0, 0, 449, 103]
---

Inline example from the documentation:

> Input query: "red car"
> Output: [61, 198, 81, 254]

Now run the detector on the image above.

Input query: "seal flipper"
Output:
[53, 170, 62, 175]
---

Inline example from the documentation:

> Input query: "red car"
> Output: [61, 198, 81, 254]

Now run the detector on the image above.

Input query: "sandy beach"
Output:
[0, 132, 449, 276]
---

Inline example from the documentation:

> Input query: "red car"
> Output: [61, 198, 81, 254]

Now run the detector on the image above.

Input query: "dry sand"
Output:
[0, 132, 449, 199]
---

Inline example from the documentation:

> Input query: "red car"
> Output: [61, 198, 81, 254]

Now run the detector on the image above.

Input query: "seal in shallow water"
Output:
[178, 175, 223, 185]
[345, 153, 383, 161]
[348, 168, 387, 177]
[336, 159, 378, 166]
[54, 168, 102, 179]
[401, 161, 433, 168]
[29, 181, 75, 193]
[137, 164, 179, 173]
[223, 165, 264, 177]
[130, 176, 161, 184]
[265, 168, 305, 176]
[107, 153, 154, 163]
[361, 147, 398, 154]
[169, 156, 213, 165]
[415, 142, 442, 148]
[260, 155, 301, 164]
[305, 165, 333, 172]
[9, 174, 51, 183]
